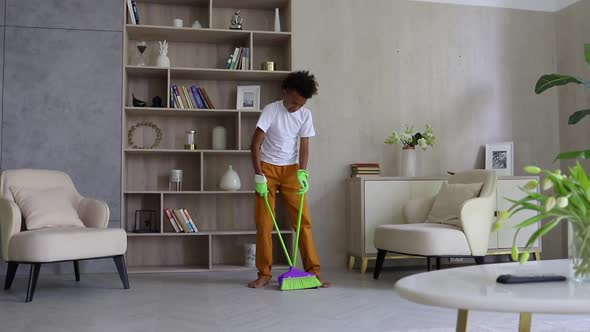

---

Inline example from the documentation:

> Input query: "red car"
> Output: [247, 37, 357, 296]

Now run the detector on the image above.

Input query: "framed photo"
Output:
[485, 142, 514, 176]
[236, 85, 260, 110]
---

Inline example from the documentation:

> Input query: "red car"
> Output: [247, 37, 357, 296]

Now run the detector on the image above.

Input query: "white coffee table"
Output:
[395, 259, 590, 332]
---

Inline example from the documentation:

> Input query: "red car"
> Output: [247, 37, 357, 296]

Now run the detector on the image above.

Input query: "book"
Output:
[182, 209, 199, 232]
[230, 47, 240, 70]
[225, 54, 233, 69]
[180, 209, 197, 232]
[190, 85, 206, 109]
[173, 209, 191, 232]
[181, 86, 191, 109]
[199, 88, 215, 109]
[131, 0, 140, 24]
[351, 163, 380, 167]
[194, 87, 208, 109]
[172, 85, 184, 109]
[244, 48, 250, 70]
[182, 86, 194, 109]
[126, 0, 136, 24]
[164, 208, 181, 232]
[170, 87, 175, 108]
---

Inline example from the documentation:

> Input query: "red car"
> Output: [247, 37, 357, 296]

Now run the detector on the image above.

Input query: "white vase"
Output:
[219, 165, 241, 191]
[274, 8, 281, 32]
[401, 148, 416, 177]
[244, 243, 256, 267]
[212, 126, 227, 150]
[156, 54, 170, 68]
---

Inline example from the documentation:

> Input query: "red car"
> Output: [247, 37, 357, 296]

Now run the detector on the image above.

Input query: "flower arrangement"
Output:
[385, 125, 436, 150]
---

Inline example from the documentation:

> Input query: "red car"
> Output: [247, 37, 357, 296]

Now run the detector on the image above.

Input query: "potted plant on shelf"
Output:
[495, 67, 590, 282]
[384, 125, 435, 177]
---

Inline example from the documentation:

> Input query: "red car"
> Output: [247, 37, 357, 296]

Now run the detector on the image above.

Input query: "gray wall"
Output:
[293, 0, 563, 263]
[556, 0, 590, 257]
[0, 0, 574, 274]
[0, 0, 123, 274]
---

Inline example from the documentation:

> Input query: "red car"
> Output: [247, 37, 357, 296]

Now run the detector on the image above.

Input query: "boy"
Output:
[248, 71, 329, 288]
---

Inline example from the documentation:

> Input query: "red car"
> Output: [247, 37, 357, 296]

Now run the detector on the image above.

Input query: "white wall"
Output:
[292, 0, 562, 267]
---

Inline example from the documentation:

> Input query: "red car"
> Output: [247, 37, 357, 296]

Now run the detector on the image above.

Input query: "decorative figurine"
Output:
[132, 94, 147, 107]
[136, 41, 147, 66]
[229, 10, 243, 30]
[151, 96, 163, 108]
[157, 40, 170, 68]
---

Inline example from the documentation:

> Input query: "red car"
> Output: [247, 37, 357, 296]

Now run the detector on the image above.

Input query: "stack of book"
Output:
[350, 163, 381, 177]
[164, 208, 199, 233]
[170, 85, 215, 109]
[225, 47, 250, 70]
[126, 0, 140, 24]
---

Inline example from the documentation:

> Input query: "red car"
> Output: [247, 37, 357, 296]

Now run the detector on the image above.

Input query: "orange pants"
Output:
[255, 161, 321, 279]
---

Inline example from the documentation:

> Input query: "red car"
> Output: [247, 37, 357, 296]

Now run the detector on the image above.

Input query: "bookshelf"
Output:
[122, 0, 293, 273]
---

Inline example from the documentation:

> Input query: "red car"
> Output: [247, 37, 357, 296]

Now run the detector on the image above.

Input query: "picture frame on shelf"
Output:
[485, 142, 514, 176]
[236, 85, 260, 110]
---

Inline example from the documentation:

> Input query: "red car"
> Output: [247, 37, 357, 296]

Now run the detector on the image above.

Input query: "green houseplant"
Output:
[495, 68, 590, 281]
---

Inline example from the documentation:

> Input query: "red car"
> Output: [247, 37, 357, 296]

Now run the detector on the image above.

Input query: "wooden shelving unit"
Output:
[122, 0, 292, 273]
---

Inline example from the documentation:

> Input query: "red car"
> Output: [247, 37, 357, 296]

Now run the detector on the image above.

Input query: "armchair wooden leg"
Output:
[427, 257, 431, 271]
[373, 249, 387, 280]
[26, 263, 41, 302]
[474, 256, 485, 265]
[113, 255, 130, 289]
[4, 262, 18, 290]
[73, 261, 80, 282]
[436, 257, 441, 270]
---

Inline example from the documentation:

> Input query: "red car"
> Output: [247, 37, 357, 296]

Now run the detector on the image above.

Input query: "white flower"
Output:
[400, 133, 413, 143]
[545, 197, 556, 212]
[557, 197, 568, 208]
[418, 138, 428, 150]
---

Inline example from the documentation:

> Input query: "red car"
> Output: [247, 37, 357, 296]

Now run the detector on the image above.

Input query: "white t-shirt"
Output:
[256, 100, 316, 166]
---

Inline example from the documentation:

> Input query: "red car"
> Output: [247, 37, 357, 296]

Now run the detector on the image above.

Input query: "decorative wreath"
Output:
[128, 121, 163, 149]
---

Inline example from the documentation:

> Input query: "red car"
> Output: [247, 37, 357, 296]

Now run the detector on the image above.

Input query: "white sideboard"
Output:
[347, 176, 541, 273]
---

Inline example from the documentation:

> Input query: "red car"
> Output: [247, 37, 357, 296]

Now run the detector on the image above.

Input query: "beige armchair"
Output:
[373, 170, 497, 279]
[0, 169, 129, 302]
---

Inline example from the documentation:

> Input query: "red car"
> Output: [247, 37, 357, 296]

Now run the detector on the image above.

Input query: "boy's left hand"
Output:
[297, 169, 309, 194]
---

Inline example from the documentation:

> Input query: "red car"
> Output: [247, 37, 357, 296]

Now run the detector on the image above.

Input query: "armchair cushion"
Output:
[7, 227, 126, 262]
[11, 186, 85, 230]
[374, 223, 471, 256]
[427, 182, 483, 227]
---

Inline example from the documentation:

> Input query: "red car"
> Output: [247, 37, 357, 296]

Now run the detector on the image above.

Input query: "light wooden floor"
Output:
[0, 268, 589, 332]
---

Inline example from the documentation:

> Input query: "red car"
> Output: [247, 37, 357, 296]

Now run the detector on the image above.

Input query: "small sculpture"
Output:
[229, 10, 243, 30]
[151, 96, 163, 108]
[132, 94, 147, 107]
[156, 40, 170, 68]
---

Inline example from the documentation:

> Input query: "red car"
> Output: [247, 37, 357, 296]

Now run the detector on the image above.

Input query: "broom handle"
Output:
[292, 193, 305, 266]
[263, 194, 293, 267]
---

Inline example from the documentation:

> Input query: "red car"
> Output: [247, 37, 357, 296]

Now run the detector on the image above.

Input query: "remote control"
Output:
[496, 274, 566, 284]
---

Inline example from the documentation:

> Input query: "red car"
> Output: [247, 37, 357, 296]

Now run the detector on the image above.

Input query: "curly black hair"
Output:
[281, 70, 318, 99]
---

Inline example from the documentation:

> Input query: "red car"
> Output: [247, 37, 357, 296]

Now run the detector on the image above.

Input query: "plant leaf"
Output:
[525, 218, 562, 248]
[535, 74, 582, 94]
[554, 150, 590, 162]
[514, 213, 548, 229]
[568, 109, 590, 125]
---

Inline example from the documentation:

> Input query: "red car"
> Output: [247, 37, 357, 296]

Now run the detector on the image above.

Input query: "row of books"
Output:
[351, 163, 381, 177]
[170, 85, 216, 109]
[225, 47, 250, 70]
[126, 0, 140, 24]
[164, 208, 199, 233]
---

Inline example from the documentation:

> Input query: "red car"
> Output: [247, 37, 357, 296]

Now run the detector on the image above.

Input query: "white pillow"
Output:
[427, 182, 484, 228]
[10, 186, 85, 230]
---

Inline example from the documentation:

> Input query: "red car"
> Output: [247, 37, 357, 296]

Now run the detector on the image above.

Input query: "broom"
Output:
[263, 192, 322, 291]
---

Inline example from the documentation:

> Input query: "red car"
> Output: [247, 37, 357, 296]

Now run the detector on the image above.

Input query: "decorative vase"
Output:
[219, 165, 241, 191]
[244, 243, 256, 267]
[401, 147, 416, 177]
[571, 224, 590, 282]
[212, 126, 227, 150]
[274, 8, 281, 32]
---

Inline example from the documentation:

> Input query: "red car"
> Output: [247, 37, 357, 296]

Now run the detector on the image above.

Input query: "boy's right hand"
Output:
[255, 174, 269, 198]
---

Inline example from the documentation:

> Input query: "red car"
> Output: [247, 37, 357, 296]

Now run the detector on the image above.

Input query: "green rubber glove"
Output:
[255, 174, 269, 198]
[297, 169, 309, 194]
